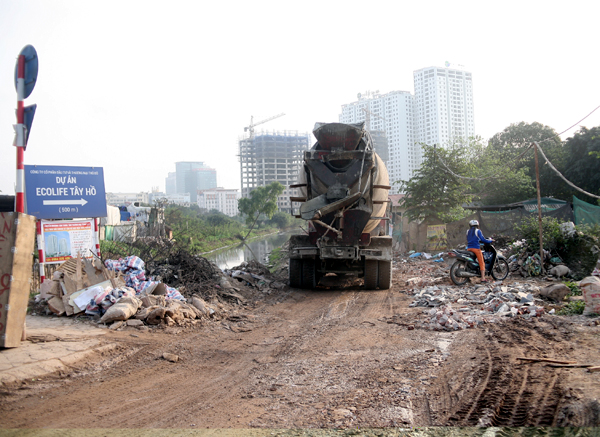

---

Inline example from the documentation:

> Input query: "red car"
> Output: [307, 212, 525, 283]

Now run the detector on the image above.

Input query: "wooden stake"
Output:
[533, 142, 545, 274]
[517, 357, 576, 365]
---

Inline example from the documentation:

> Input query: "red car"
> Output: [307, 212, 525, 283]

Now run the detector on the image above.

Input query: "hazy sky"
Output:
[1, 1, 599, 196]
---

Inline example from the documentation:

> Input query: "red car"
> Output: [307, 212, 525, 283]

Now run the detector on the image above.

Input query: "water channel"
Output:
[202, 229, 301, 271]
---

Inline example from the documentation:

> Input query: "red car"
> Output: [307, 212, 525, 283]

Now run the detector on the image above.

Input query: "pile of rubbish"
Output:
[34, 252, 292, 329]
[224, 260, 287, 293]
[145, 249, 224, 299]
[406, 282, 548, 330]
[38, 254, 225, 328]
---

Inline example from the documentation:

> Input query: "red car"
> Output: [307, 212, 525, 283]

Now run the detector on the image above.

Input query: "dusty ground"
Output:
[1, 262, 600, 433]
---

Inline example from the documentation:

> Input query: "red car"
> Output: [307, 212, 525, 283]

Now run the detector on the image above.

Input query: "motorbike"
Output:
[447, 244, 509, 285]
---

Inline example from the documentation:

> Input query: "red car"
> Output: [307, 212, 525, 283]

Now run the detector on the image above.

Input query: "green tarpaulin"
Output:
[573, 196, 600, 226]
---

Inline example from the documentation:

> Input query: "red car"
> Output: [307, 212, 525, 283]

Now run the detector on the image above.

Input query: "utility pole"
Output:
[533, 142, 545, 274]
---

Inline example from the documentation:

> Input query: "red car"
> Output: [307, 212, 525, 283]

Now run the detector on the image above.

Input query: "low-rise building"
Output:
[106, 192, 149, 206]
[197, 188, 240, 216]
[148, 192, 191, 207]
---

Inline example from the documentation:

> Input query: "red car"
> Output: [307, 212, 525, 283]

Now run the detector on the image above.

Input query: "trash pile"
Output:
[224, 260, 287, 293]
[34, 251, 292, 330]
[38, 254, 225, 329]
[145, 249, 224, 298]
[406, 282, 549, 331]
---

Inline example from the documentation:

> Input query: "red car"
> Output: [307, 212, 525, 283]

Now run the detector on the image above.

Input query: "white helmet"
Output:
[469, 219, 479, 227]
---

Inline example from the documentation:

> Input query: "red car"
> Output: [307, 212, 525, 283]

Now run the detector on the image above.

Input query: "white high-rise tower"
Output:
[339, 90, 417, 193]
[413, 66, 475, 147]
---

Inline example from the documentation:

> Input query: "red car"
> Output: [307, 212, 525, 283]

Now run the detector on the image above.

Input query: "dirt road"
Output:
[1, 269, 600, 430]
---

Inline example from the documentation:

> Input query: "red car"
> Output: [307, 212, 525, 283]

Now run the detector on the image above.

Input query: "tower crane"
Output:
[244, 113, 285, 140]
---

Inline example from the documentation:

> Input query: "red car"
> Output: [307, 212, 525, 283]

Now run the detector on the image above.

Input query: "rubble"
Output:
[405, 281, 548, 330]
[31, 250, 287, 332]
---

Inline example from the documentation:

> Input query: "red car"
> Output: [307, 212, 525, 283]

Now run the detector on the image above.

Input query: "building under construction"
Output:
[239, 130, 310, 213]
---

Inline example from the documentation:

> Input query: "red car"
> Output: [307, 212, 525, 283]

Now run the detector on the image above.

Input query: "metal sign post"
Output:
[13, 45, 38, 213]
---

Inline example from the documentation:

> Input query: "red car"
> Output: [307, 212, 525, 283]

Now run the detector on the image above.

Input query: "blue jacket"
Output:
[466, 227, 492, 249]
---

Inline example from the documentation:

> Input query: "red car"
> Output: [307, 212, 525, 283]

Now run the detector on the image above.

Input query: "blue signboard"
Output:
[24, 165, 107, 219]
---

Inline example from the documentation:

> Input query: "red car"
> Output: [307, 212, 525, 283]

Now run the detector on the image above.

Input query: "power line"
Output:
[432, 104, 600, 183]
[535, 141, 600, 200]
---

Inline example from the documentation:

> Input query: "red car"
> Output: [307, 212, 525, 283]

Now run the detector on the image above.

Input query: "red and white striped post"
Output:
[94, 218, 101, 258]
[36, 221, 45, 283]
[15, 54, 25, 213]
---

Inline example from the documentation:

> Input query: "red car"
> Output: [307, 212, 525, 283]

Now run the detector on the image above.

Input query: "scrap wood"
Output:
[517, 357, 577, 365]
[548, 363, 595, 368]
[76, 252, 83, 290]
[587, 366, 600, 373]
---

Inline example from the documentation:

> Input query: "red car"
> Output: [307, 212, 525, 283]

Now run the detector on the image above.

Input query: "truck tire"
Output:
[289, 259, 302, 289]
[364, 260, 379, 290]
[302, 259, 317, 289]
[378, 260, 392, 290]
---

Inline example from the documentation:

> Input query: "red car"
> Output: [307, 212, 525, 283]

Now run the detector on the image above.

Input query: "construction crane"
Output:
[244, 113, 285, 140]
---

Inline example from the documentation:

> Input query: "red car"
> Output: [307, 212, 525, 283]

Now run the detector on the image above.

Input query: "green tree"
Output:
[488, 122, 568, 200]
[469, 147, 535, 205]
[268, 211, 293, 228]
[559, 126, 600, 204]
[238, 182, 285, 240]
[399, 141, 475, 222]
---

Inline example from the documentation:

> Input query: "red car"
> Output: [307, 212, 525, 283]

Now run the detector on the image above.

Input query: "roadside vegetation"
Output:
[399, 123, 600, 222]
[100, 198, 300, 262]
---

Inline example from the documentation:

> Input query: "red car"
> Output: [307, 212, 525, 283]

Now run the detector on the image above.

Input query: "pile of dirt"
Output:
[146, 249, 223, 298]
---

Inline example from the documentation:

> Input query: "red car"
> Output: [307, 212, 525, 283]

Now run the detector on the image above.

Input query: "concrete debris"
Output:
[401, 256, 549, 330]
[548, 265, 571, 278]
[539, 284, 571, 302]
[162, 352, 180, 363]
[224, 260, 286, 293]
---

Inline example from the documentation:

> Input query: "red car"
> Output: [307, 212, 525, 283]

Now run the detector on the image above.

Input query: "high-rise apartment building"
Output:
[413, 66, 475, 147]
[175, 161, 217, 203]
[239, 130, 310, 213]
[339, 66, 474, 193]
[339, 90, 417, 193]
[165, 172, 176, 195]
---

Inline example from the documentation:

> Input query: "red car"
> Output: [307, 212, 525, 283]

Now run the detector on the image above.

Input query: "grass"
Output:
[557, 300, 586, 315]
[563, 280, 582, 296]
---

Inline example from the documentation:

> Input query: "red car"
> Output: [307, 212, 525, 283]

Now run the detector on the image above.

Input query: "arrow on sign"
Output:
[43, 199, 89, 206]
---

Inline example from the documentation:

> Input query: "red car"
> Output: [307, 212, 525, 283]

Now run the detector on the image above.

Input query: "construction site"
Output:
[239, 114, 310, 213]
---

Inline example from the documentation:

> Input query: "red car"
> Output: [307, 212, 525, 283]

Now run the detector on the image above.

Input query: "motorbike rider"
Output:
[466, 219, 493, 282]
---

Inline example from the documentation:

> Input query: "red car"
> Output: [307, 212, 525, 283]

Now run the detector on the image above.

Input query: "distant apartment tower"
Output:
[165, 172, 176, 195]
[239, 130, 310, 213]
[339, 90, 417, 193]
[175, 162, 217, 203]
[197, 188, 241, 217]
[413, 66, 475, 147]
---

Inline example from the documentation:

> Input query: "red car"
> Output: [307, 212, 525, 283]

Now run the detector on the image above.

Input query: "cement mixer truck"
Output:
[288, 122, 392, 290]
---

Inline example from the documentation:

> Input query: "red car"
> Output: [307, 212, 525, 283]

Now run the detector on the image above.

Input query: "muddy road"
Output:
[1, 269, 600, 430]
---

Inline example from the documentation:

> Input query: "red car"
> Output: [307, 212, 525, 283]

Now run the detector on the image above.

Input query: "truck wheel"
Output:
[378, 260, 392, 290]
[289, 259, 302, 289]
[364, 260, 379, 290]
[302, 259, 317, 289]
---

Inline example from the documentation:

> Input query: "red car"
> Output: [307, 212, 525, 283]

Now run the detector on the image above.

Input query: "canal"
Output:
[203, 229, 301, 270]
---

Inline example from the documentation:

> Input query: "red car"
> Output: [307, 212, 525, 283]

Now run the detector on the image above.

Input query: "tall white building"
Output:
[339, 90, 417, 193]
[339, 66, 474, 192]
[413, 66, 475, 147]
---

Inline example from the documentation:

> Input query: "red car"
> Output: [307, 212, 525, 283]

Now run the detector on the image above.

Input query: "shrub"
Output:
[557, 300, 585, 316]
